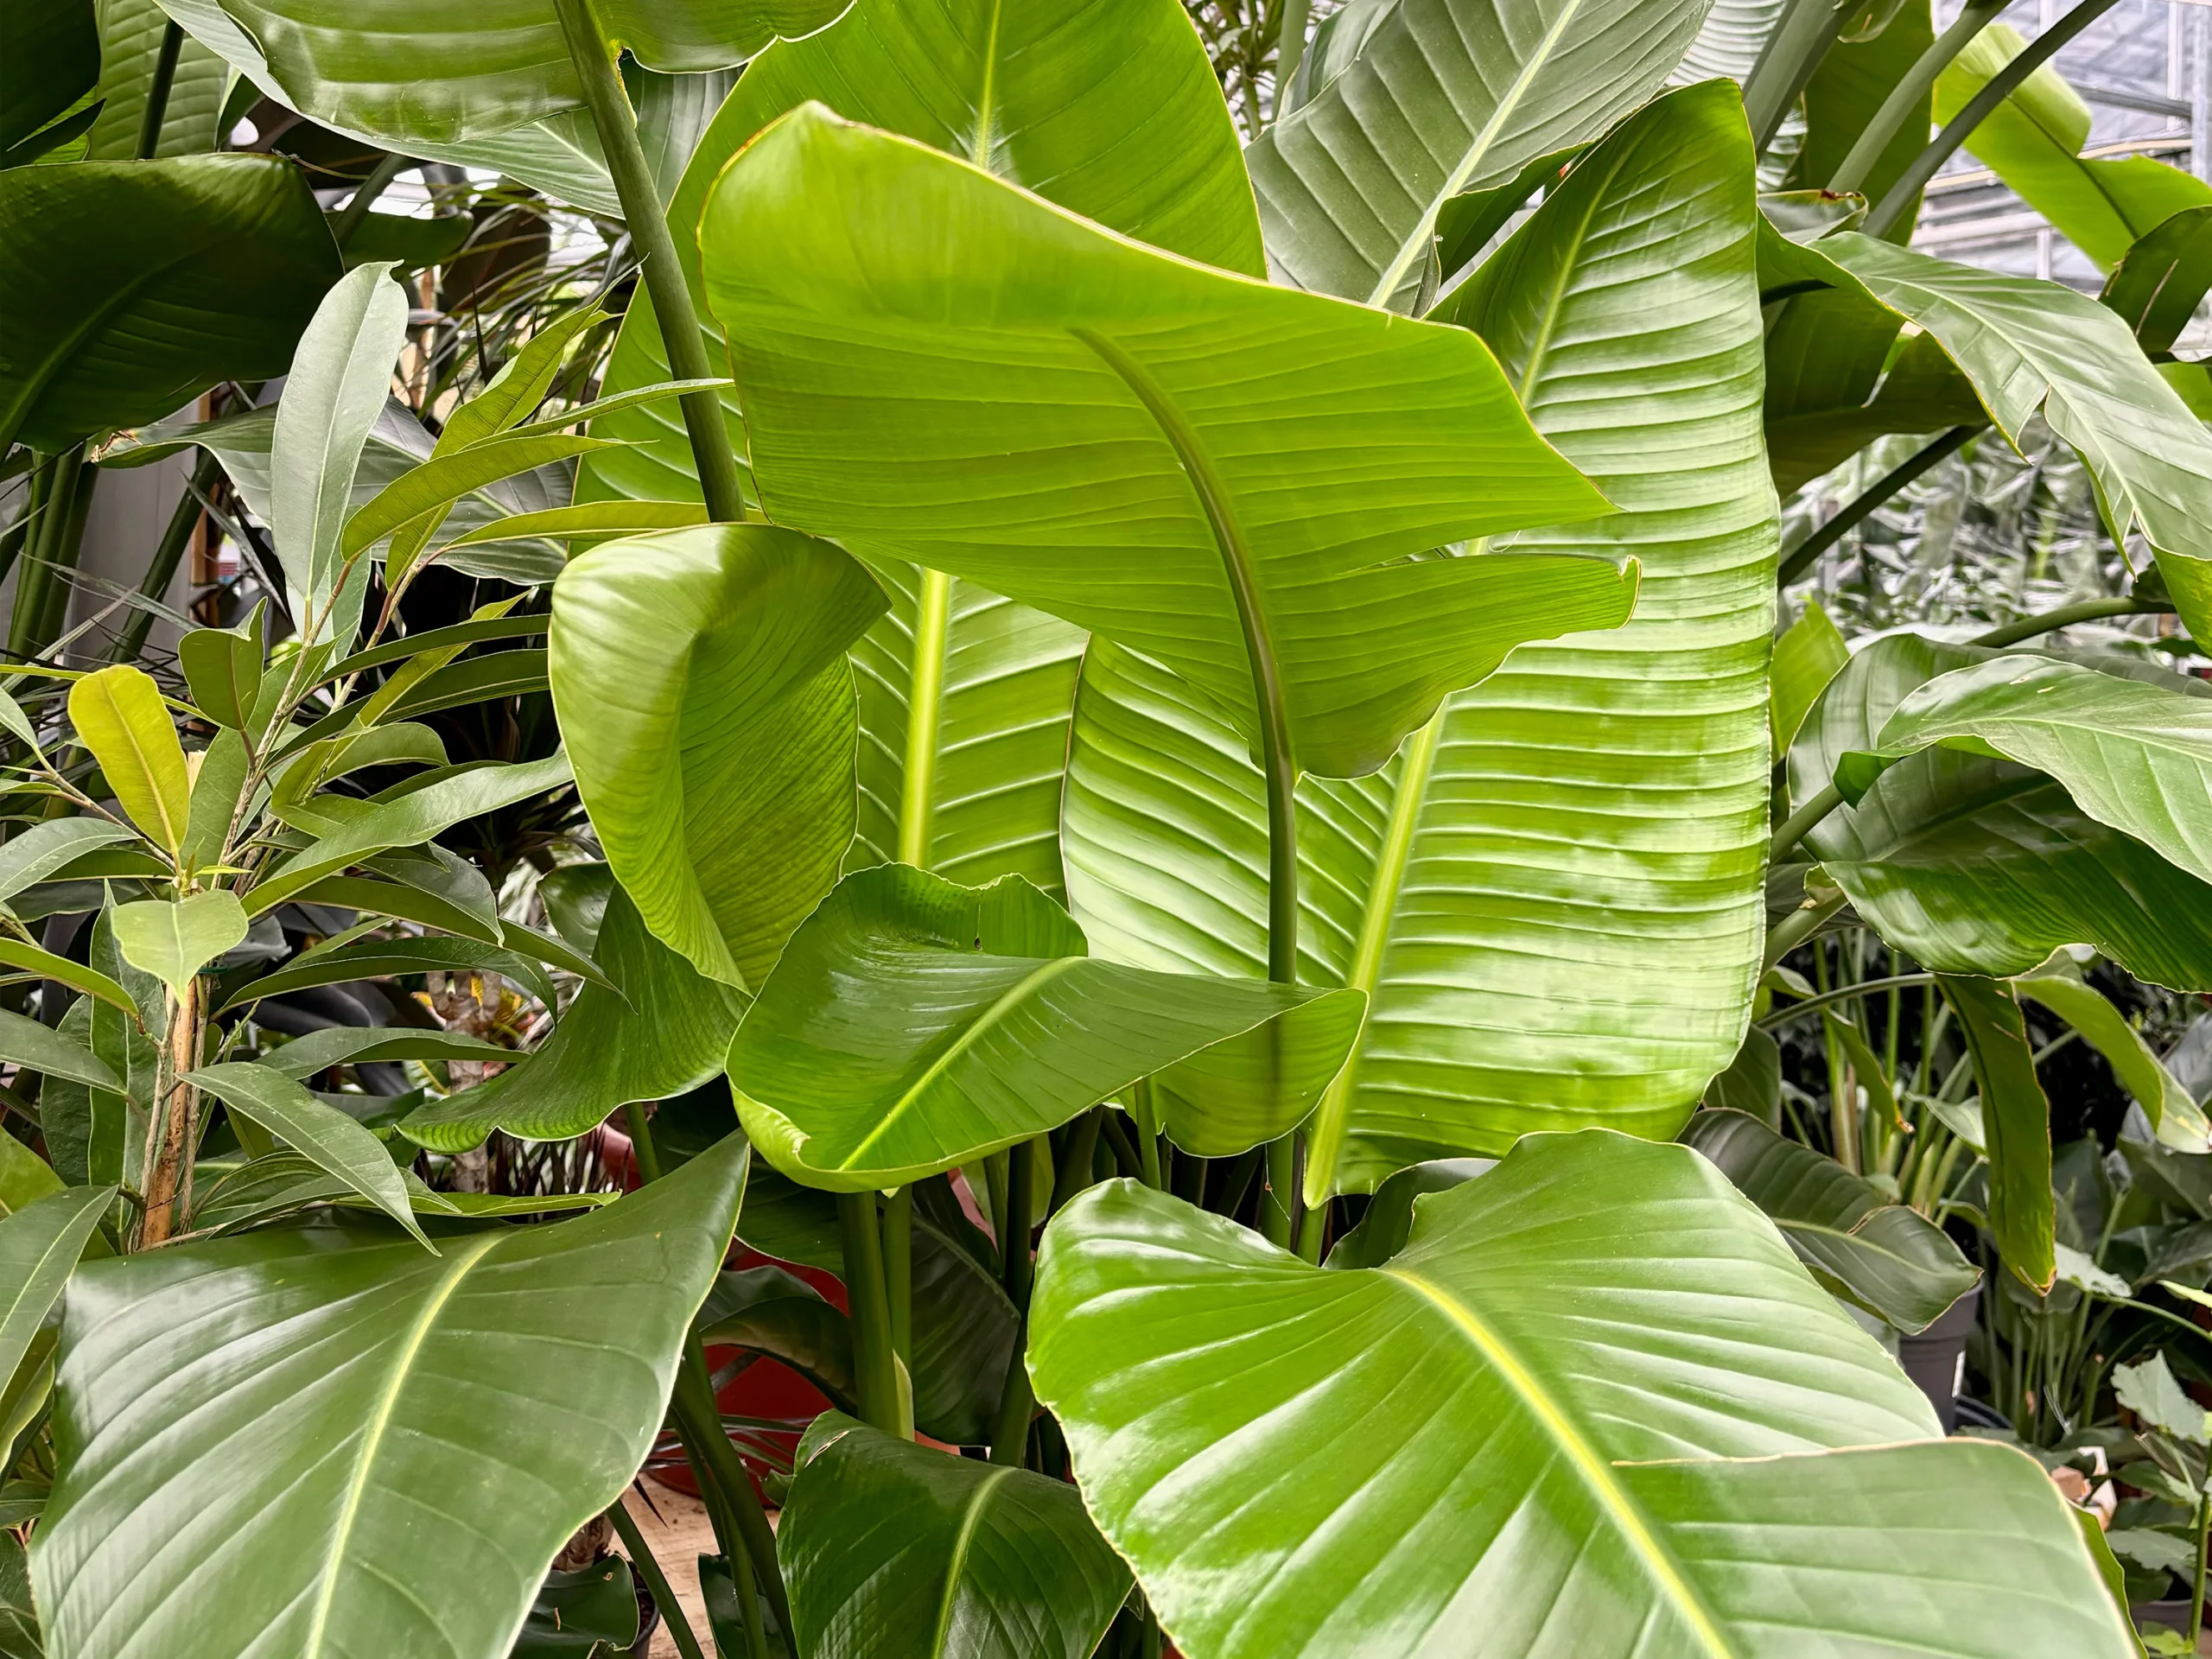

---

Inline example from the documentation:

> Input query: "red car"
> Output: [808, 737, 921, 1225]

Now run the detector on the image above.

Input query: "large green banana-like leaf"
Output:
[848, 563, 1085, 897]
[1789, 635, 2212, 988]
[780, 1413, 1131, 1659]
[1241, 0, 1713, 307]
[85, 0, 230, 158]
[31, 1133, 748, 1659]
[156, 0, 623, 213]
[209, 0, 842, 144]
[0, 1187, 112, 1391]
[2104, 205, 2212, 359]
[1810, 232, 2212, 644]
[1027, 1132, 2126, 1658]
[2014, 959, 2211, 1151]
[547, 525, 887, 988]
[728, 866, 1365, 1189]
[0, 155, 339, 455]
[702, 106, 1627, 781]
[1680, 1106, 1978, 1331]
[577, 0, 1255, 898]
[2, 0, 99, 155]
[400, 881, 746, 1151]
[1064, 85, 1775, 1193]
[1837, 655, 2212, 886]
[577, 0, 1265, 509]
[1936, 25, 2212, 271]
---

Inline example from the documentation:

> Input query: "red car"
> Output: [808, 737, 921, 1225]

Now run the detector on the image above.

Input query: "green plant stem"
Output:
[1777, 425, 1978, 586]
[113, 452, 222, 662]
[1827, 0, 2011, 195]
[136, 22, 185, 160]
[2193, 1489, 2211, 1643]
[607, 1499, 711, 1659]
[1745, 0, 1851, 156]
[882, 1183, 912, 1366]
[329, 150, 410, 249]
[550, 0, 748, 524]
[8, 445, 90, 663]
[1759, 972, 1936, 1027]
[1130, 1082, 1163, 1190]
[989, 1139, 1039, 1467]
[1097, 1109, 1144, 1179]
[1969, 595, 2176, 646]
[837, 1191, 905, 1435]
[1864, 0, 2123, 238]
[1765, 889, 1849, 969]
[1048, 1107, 1103, 1215]
[1770, 783, 1845, 865]
[1274, 0, 1313, 113]
[620, 1101, 791, 1643]
[0, 458, 54, 594]
[1262, 1135, 1297, 1249]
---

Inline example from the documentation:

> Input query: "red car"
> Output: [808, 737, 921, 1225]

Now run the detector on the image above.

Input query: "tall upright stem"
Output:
[9, 445, 88, 662]
[1274, 0, 1314, 117]
[138, 980, 201, 1246]
[136, 22, 185, 160]
[1744, 0, 1850, 156]
[989, 1137, 1038, 1467]
[1777, 425, 1978, 586]
[607, 1500, 711, 1659]
[1827, 0, 2012, 196]
[837, 1192, 905, 1435]
[552, 0, 748, 524]
[1864, 0, 2123, 238]
[881, 1183, 912, 1366]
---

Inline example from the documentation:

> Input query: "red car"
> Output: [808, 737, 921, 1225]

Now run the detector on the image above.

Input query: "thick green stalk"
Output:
[882, 1183, 912, 1365]
[1864, 0, 2123, 238]
[1129, 1082, 1163, 1190]
[1970, 595, 2175, 646]
[0, 459, 54, 594]
[1765, 889, 1848, 969]
[1777, 425, 1978, 586]
[113, 452, 221, 663]
[837, 1192, 905, 1435]
[1758, 972, 1936, 1028]
[1047, 1107, 1103, 1215]
[2196, 1490, 2211, 1644]
[1769, 783, 1844, 865]
[1274, 0, 1313, 116]
[607, 1500, 711, 1659]
[136, 22, 185, 160]
[989, 1137, 1038, 1467]
[550, 0, 748, 523]
[9, 446, 89, 662]
[1744, 0, 1851, 156]
[620, 1101, 791, 1643]
[1261, 1136, 1297, 1249]
[1827, 0, 2012, 195]
[329, 150, 410, 249]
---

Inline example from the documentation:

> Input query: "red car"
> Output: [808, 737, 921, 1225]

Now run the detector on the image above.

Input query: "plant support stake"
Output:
[550, 0, 749, 524]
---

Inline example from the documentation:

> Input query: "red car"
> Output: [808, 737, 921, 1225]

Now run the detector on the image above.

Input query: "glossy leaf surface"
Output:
[86, 0, 229, 159]
[728, 865, 1364, 1190]
[1681, 1107, 1978, 1331]
[1937, 974, 2056, 1290]
[401, 882, 746, 1151]
[1029, 1133, 2124, 1657]
[1790, 634, 2212, 990]
[701, 106, 1629, 780]
[111, 891, 249, 1002]
[0, 1187, 112, 1393]
[549, 525, 886, 988]
[2102, 204, 2212, 357]
[1243, 0, 1712, 306]
[0, 155, 338, 454]
[67, 665, 191, 855]
[780, 1413, 1130, 1659]
[32, 1133, 748, 1659]
[1065, 86, 1777, 1190]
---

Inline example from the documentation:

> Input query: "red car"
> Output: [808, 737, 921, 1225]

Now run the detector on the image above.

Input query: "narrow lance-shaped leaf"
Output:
[1027, 1132, 2127, 1659]
[0, 155, 340, 454]
[1243, 0, 1714, 307]
[779, 1413, 1131, 1659]
[0, 1009, 121, 1096]
[1937, 974, 2057, 1291]
[1063, 84, 1777, 1194]
[726, 866, 1365, 1192]
[1681, 1107, 1980, 1332]
[0, 820, 137, 908]
[256, 1026, 513, 1079]
[549, 525, 887, 988]
[68, 664, 190, 856]
[2012, 960, 2210, 1153]
[1789, 633, 2212, 990]
[185, 1061, 433, 1249]
[702, 105, 1630, 782]
[1837, 654, 2212, 888]
[30, 1133, 749, 1659]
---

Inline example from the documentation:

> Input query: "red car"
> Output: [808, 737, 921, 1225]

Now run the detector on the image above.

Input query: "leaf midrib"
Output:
[931, 1464, 1015, 1656]
[1382, 1263, 1738, 1659]
[839, 955, 1084, 1169]
[302, 1228, 505, 1656]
